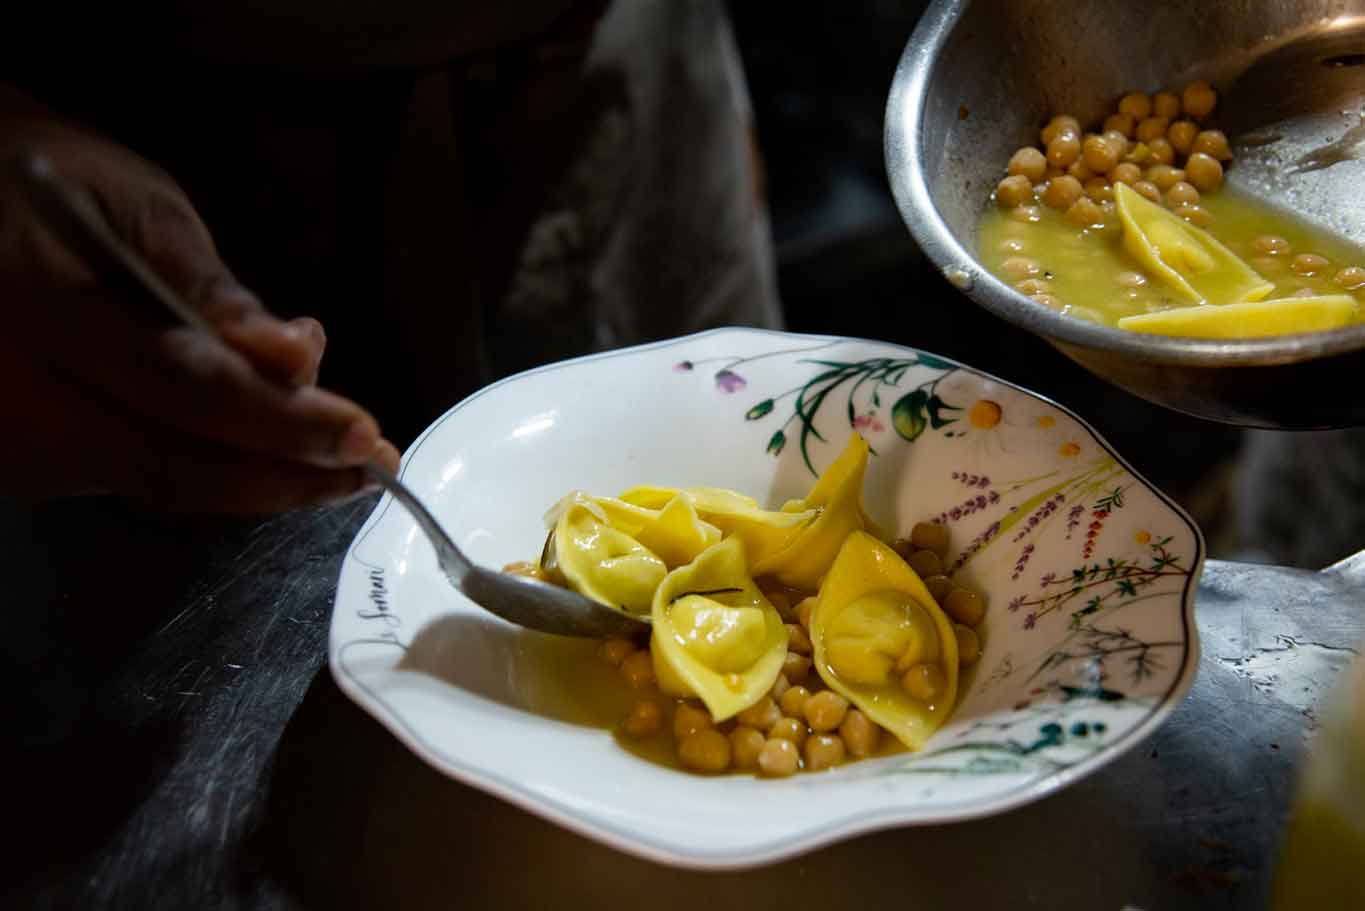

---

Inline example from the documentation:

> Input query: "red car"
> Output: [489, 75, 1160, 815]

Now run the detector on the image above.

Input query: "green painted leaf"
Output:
[891, 389, 929, 441]
[926, 394, 960, 429]
[917, 354, 954, 370]
[745, 399, 775, 420]
[767, 430, 786, 455]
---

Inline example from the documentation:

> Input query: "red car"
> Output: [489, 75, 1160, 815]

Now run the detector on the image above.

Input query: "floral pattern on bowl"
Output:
[330, 328, 1203, 869]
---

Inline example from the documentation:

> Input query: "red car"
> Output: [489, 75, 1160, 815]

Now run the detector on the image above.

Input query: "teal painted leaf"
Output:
[891, 389, 929, 441]
[746, 399, 775, 420]
[917, 354, 954, 370]
[767, 430, 786, 455]
[926, 394, 960, 429]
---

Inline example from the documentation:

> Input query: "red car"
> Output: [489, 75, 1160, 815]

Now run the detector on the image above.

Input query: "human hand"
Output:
[1, 86, 400, 513]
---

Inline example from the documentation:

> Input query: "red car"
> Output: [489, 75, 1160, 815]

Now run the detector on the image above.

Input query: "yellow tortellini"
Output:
[649, 538, 788, 720]
[809, 531, 959, 750]
[550, 498, 668, 615]
[751, 432, 876, 590]
[619, 485, 817, 566]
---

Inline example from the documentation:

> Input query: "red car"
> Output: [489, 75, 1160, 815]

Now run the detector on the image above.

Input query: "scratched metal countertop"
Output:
[3, 493, 1361, 910]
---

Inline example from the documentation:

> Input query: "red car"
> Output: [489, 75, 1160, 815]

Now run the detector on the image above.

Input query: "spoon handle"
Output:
[362, 461, 473, 586]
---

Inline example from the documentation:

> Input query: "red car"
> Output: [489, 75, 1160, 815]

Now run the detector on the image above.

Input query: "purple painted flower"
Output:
[1008, 594, 1025, 612]
[1040, 572, 1057, 586]
[673, 360, 694, 372]
[714, 369, 746, 393]
[1024, 612, 1037, 630]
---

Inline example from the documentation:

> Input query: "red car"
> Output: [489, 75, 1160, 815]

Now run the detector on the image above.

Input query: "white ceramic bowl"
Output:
[330, 328, 1203, 869]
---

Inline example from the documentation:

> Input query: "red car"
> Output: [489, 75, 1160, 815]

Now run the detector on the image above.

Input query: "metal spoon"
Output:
[15, 152, 649, 639]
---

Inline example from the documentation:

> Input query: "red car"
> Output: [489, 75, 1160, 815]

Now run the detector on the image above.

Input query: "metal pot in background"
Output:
[885, 0, 1365, 429]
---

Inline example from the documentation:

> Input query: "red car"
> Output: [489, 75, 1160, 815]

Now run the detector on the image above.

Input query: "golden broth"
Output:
[978, 188, 1365, 328]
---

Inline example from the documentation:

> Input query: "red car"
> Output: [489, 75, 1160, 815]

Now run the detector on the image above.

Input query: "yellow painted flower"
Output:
[1036, 415, 1055, 429]
[1135, 530, 1152, 544]
[968, 399, 1003, 429]
[1059, 441, 1082, 458]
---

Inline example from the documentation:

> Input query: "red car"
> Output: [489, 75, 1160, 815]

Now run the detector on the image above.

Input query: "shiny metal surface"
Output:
[364, 463, 648, 638]
[6, 494, 1361, 908]
[886, 0, 1365, 428]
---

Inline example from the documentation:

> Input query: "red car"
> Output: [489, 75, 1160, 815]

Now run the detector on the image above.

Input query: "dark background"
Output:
[726, 1, 1245, 555]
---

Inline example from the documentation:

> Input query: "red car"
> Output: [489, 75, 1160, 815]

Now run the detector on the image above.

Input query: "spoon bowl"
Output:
[885, 0, 1365, 428]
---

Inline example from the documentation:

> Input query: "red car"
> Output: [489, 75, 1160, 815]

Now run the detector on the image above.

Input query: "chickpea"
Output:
[1146, 164, 1184, 191]
[1334, 266, 1365, 290]
[1136, 116, 1170, 144]
[1001, 237, 1026, 254]
[1066, 197, 1106, 228]
[1103, 112, 1136, 138]
[1031, 293, 1063, 310]
[1002, 255, 1042, 278]
[673, 702, 713, 740]
[770, 673, 791, 702]
[1007, 146, 1048, 182]
[1185, 152, 1223, 192]
[1109, 162, 1141, 185]
[1252, 234, 1291, 256]
[1193, 129, 1232, 161]
[1153, 90, 1181, 120]
[923, 574, 954, 604]
[1146, 138, 1175, 166]
[1046, 133, 1081, 168]
[995, 174, 1033, 208]
[804, 734, 847, 771]
[737, 696, 781, 731]
[623, 699, 664, 737]
[756, 737, 800, 777]
[785, 623, 813, 657]
[1250, 255, 1284, 274]
[1079, 178, 1111, 205]
[910, 521, 950, 557]
[1117, 91, 1152, 120]
[1016, 278, 1053, 296]
[944, 588, 986, 627]
[620, 649, 655, 689]
[678, 729, 731, 773]
[907, 549, 944, 578]
[1116, 270, 1148, 288]
[1041, 175, 1084, 210]
[503, 560, 546, 581]
[780, 685, 811, 718]
[901, 663, 948, 703]
[1045, 165, 1067, 180]
[1165, 181, 1200, 208]
[1292, 286, 1319, 298]
[954, 624, 982, 665]
[803, 691, 850, 733]
[839, 709, 879, 758]
[1040, 114, 1081, 145]
[797, 597, 816, 630]
[1066, 159, 1095, 182]
[1182, 79, 1217, 119]
[1082, 134, 1120, 173]
[1167, 120, 1199, 156]
[1292, 253, 1331, 276]
[1173, 204, 1213, 227]
[730, 726, 766, 770]
[769, 716, 808, 747]
[783, 651, 812, 684]
[1102, 130, 1132, 156]
[599, 637, 634, 666]
[1009, 204, 1042, 224]
[1133, 180, 1162, 203]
